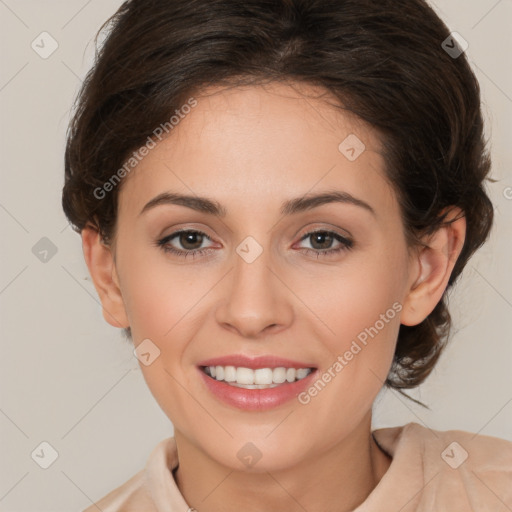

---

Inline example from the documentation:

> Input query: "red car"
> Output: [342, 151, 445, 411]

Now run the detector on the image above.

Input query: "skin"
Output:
[81, 81, 466, 512]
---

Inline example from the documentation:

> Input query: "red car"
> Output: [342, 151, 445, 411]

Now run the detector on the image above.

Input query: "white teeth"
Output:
[296, 368, 310, 380]
[236, 367, 254, 385]
[273, 367, 287, 384]
[254, 368, 273, 385]
[229, 383, 280, 389]
[204, 365, 312, 387]
[224, 366, 236, 382]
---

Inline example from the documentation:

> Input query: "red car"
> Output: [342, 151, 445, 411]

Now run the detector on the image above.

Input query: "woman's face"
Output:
[109, 82, 416, 471]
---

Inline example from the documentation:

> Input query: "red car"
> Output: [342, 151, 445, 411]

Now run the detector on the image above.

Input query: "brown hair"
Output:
[62, 0, 494, 404]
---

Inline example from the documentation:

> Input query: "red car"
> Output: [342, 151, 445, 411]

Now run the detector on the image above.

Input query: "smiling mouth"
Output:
[200, 365, 315, 389]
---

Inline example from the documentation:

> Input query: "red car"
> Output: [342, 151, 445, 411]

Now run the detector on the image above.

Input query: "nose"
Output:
[214, 246, 294, 339]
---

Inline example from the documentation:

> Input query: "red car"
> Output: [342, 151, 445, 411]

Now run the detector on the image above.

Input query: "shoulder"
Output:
[81, 437, 177, 512]
[372, 422, 512, 511]
[378, 421, 512, 451]
[396, 421, 512, 463]
[81, 469, 156, 512]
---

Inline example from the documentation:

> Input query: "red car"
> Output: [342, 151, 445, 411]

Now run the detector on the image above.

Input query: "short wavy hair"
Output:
[62, 0, 494, 403]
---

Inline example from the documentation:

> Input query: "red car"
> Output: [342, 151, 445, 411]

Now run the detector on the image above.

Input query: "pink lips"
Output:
[197, 354, 317, 411]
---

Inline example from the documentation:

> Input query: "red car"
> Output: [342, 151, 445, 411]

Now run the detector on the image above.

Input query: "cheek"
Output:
[118, 244, 203, 338]
[122, 259, 203, 426]
[300, 248, 408, 412]
[295, 264, 404, 442]
[310, 249, 406, 346]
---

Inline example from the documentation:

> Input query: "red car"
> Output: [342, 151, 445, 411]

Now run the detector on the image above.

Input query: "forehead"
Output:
[117, 81, 398, 222]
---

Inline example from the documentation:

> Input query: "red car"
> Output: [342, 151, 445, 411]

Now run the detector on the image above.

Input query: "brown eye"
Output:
[156, 229, 215, 258]
[308, 231, 335, 250]
[296, 229, 353, 258]
[178, 231, 205, 250]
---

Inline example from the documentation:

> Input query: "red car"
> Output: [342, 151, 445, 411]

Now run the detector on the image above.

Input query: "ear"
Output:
[81, 225, 130, 329]
[401, 208, 466, 326]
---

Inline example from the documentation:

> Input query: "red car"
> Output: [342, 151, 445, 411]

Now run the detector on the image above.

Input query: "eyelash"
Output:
[155, 228, 354, 260]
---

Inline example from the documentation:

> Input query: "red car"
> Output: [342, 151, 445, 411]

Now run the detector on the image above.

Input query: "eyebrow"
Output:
[139, 190, 376, 218]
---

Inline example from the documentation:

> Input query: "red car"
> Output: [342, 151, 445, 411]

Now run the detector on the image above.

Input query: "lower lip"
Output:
[198, 367, 317, 411]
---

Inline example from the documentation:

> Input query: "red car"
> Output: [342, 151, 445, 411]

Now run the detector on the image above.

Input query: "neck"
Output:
[173, 413, 392, 512]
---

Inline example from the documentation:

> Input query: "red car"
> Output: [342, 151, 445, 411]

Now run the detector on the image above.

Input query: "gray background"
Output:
[0, 0, 511, 510]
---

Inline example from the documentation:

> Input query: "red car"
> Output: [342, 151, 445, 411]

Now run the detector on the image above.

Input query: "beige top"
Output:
[83, 422, 512, 511]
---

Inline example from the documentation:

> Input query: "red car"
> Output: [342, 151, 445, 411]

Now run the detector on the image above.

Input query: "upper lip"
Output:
[197, 355, 316, 370]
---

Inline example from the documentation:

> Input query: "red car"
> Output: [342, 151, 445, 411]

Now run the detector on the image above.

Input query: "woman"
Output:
[62, 0, 512, 510]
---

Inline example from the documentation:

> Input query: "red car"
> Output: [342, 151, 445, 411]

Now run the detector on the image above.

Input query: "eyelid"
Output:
[163, 228, 216, 247]
[158, 222, 215, 238]
[293, 223, 353, 243]
[298, 228, 352, 242]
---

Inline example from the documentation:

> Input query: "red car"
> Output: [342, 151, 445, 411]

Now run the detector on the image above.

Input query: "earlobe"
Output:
[401, 208, 466, 326]
[81, 225, 130, 329]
